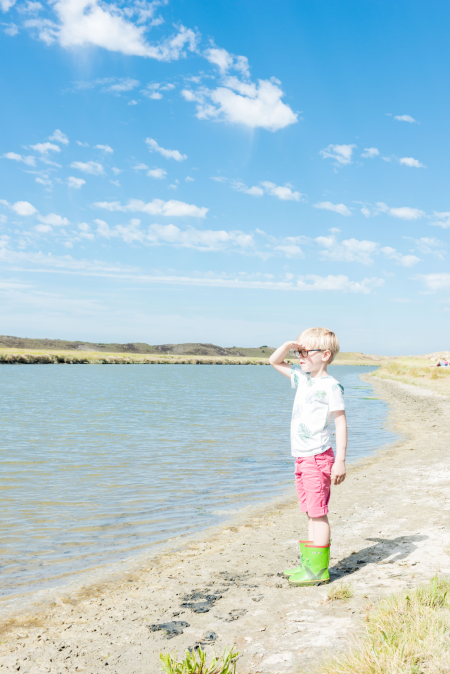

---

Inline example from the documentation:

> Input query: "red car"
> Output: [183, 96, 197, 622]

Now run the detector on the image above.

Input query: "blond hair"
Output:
[297, 327, 340, 364]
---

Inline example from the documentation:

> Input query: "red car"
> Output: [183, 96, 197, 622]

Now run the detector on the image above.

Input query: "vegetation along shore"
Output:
[0, 334, 404, 366]
[1, 364, 450, 673]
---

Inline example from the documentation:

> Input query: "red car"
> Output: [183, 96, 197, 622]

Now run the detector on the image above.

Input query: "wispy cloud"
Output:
[361, 147, 379, 159]
[399, 157, 425, 168]
[30, 141, 60, 155]
[394, 114, 417, 123]
[376, 202, 425, 220]
[70, 160, 104, 175]
[145, 137, 187, 162]
[314, 202, 352, 216]
[67, 176, 86, 188]
[316, 236, 377, 264]
[217, 177, 303, 200]
[415, 273, 450, 292]
[95, 144, 113, 153]
[430, 212, 450, 229]
[147, 168, 167, 179]
[94, 198, 208, 218]
[49, 128, 69, 144]
[380, 246, 420, 267]
[319, 144, 356, 166]
[3, 151, 36, 166]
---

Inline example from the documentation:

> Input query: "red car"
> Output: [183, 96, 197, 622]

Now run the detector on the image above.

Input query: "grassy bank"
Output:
[373, 357, 450, 395]
[0, 347, 386, 366]
[318, 576, 450, 674]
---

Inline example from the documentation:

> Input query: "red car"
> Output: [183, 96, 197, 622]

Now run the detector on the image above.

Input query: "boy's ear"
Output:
[323, 350, 332, 362]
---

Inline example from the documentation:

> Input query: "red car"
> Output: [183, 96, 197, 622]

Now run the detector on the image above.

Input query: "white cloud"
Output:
[380, 246, 420, 267]
[30, 141, 61, 155]
[231, 181, 264, 197]
[94, 198, 208, 218]
[316, 236, 378, 265]
[49, 129, 69, 144]
[204, 46, 234, 74]
[274, 244, 304, 258]
[95, 144, 113, 153]
[70, 160, 104, 175]
[35, 223, 52, 233]
[104, 78, 139, 93]
[128, 99, 138, 106]
[185, 176, 194, 182]
[145, 137, 187, 162]
[361, 206, 371, 217]
[314, 201, 352, 216]
[147, 168, 167, 179]
[223, 178, 302, 200]
[416, 273, 450, 292]
[67, 176, 86, 188]
[142, 82, 176, 99]
[203, 45, 249, 77]
[403, 236, 445, 260]
[38, 213, 70, 226]
[111, 167, 121, 175]
[133, 163, 148, 171]
[260, 181, 302, 201]
[296, 275, 383, 294]
[76, 140, 89, 147]
[394, 115, 417, 123]
[146, 223, 253, 251]
[3, 152, 36, 166]
[35, 0, 198, 60]
[11, 200, 37, 215]
[3, 21, 18, 34]
[320, 144, 356, 166]
[182, 77, 297, 132]
[399, 157, 425, 168]
[361, 147, 379, 158]
[431, 212, 450, 229]
[376, 202, 425, 220]
[0, 0, 16, 12]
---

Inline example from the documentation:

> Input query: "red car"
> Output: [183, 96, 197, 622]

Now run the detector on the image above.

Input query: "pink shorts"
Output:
[294, 448, 335, 517]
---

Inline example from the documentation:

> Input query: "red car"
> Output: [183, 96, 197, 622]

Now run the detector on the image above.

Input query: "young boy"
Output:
[269, 327, 347, 586]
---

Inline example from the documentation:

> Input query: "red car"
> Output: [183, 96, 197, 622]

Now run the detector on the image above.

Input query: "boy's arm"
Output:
[269, 341, 301, 378]
[331, 410, 347, 485]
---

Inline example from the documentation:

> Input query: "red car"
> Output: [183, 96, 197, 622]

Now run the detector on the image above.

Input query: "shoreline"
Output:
[0, 348, 388, 366]
[1, 375, 449, 674]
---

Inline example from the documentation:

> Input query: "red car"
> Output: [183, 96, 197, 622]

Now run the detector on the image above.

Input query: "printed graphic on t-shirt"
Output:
[290, 366, 345, 458]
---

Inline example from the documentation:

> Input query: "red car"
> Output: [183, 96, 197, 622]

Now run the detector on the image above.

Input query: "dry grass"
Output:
[327, 583, 353, 602]
[318, 576, 450, 674]
[374, 358, 450, 395]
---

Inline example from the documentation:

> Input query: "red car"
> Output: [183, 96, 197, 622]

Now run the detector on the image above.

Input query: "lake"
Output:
[0, 364, 396, 602]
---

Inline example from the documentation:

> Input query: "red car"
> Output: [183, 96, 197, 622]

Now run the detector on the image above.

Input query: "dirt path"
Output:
[1, 375, 450, 674]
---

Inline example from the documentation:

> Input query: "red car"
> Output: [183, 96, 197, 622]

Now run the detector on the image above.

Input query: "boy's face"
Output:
[297, 343, 330, 374]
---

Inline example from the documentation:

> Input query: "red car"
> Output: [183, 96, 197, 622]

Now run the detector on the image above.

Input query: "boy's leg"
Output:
[307, 514, 314, 542]
[311, 514, 330, 546]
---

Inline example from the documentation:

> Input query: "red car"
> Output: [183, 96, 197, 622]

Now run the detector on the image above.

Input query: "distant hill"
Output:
[0, 336, 275, 358]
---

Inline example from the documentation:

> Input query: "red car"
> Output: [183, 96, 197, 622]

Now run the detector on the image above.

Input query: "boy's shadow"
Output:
[329, 535, 428, 581]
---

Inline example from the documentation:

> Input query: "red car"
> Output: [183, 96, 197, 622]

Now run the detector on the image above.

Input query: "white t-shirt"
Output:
[290, 366, 345, 458]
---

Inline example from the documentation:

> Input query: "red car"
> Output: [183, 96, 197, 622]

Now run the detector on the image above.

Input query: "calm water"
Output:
[0, 364, 396, 599]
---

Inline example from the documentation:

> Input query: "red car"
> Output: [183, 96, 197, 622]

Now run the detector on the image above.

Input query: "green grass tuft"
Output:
[327, 583, 353, 602]
[159, 645, 239, 674]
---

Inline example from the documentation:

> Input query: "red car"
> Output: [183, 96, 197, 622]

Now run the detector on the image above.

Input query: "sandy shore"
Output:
[1, 374, 450, 674]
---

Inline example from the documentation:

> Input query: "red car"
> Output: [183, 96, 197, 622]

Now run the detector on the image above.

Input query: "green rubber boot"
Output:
[283, 540, 312, 577]
[288, 543, 330, 586]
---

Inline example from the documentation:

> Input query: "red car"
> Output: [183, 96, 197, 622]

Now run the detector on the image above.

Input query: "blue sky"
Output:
[1, 0, 449, 353]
